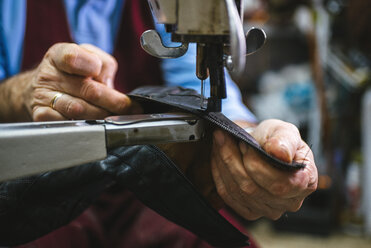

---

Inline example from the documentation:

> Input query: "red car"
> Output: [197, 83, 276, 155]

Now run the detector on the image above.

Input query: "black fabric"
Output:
[112, 146, 250, 247]
[0, 86, 304, 247]
[129, 86, 305, 171]
[0, 156, 116, 246]
[0, 145, 249, 247]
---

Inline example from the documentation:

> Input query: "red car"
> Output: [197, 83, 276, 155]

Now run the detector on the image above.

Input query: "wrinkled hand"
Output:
[24, 43, 139, 121]
[211, 119, 318, 220]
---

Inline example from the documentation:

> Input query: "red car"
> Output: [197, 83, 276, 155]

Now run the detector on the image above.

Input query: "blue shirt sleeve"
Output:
[0, 0, 26, 81]
[155, 24, 257, 123]
[63, 0, 125, 54]
[0, 0, 124, 82]
[0, 1, 255, 123]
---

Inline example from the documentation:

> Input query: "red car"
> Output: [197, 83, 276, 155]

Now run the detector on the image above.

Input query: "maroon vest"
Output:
[21, 0, 163, 93]
[18, 2, 257, 248]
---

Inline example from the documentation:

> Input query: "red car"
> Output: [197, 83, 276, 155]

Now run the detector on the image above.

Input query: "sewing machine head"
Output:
[141, 0, 266, 112]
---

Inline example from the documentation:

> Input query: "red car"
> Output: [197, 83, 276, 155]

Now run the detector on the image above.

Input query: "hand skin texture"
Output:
[0, 42, 318, 222]
[159, 119, 318, 221]
[211, 119, 318, 220]
[0, 43, 139, 122]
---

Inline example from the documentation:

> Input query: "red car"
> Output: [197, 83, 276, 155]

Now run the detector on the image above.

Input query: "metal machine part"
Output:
[147, 0, 232, 35]
[141, 0, 266, 112]
[245, 27, 266, 55]
[225, 0, 246, 75]
[140, 30, 189, 58]
[0, 113, 204, 182]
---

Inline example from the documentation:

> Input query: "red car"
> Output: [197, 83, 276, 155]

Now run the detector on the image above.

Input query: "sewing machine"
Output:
[0, 0, 265, 182]
[141, 0, 266, 112]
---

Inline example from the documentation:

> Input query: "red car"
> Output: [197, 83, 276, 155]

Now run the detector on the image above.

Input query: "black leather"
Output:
[0, 145, 249, 247]
[0, 86, 303, 247]
[129, 86, 305, 171]
[113, 145, 250, 247]
[0, 156, 116, 246]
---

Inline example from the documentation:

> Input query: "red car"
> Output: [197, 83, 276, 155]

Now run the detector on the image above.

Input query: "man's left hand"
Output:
[211, 119, 318, 220]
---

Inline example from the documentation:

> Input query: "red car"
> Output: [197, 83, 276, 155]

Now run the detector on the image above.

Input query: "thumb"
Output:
[262, 136, 295, 163]
[253, 119, 301, 163]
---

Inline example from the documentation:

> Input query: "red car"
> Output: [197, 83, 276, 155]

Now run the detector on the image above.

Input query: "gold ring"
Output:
[50, 92, 64, 109]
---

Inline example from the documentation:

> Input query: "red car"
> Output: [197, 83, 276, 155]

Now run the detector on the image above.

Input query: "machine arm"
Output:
[0, 113, 204, 182]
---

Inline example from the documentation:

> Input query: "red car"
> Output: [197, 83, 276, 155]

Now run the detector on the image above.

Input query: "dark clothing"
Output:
[11, 0, 257, 247]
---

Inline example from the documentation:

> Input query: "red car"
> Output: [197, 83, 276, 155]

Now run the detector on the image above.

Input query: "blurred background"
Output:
[233, 0, 371, 247]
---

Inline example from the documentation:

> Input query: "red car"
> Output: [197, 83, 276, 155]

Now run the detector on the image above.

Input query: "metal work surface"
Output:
[0, 113, 204, 182]
[0, 123, 106, 182]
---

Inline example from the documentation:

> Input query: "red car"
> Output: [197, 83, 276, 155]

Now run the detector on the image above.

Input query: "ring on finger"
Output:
[50, 92, 64, 110]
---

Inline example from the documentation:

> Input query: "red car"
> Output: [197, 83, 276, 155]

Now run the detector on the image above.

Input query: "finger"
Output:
[214, 133, 301, 210]
[293, 143, 318, 195]
[47, 43, 102, 77]
[240, 141, 314, 199]
[80, 44, 118, 88]
[253, 119, 302, 163]
[214, 130, 253, 193]
[214, 127, 316, 210]
[48, 73, 132, 114]
[211, 155, 262, 220]
[32, 106, 67, 121]
[46, 91, 110, 120]
[212, 150, 285, 220]
[213, 130, 260, 204]
[212, 133, 282, 218]
[211, 138, 246, 205]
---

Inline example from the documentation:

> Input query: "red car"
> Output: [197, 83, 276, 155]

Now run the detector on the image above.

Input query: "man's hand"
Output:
[211, 119, 318, 220]
[22, 43, 137, 121]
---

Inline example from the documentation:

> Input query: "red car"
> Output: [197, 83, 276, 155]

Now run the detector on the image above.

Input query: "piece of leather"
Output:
[0, 158, 114, 246]
[0, 145, 249, 247]
[112, 145, 250, 247]
[129, 86, 305, 171]
[0, 86, 303, 247]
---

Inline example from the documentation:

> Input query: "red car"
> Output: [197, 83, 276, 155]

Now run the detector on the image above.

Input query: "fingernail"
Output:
[239, 142, 248, 155]
[213, 130, 225, 146]
[265, 139, 293, 163]
[280, 143, 293, 163]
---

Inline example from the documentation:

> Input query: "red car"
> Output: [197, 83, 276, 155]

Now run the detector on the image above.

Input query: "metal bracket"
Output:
[140, 30, 189, 59]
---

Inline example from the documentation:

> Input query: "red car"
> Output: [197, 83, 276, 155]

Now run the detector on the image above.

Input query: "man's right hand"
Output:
[23, 43, 136, 121]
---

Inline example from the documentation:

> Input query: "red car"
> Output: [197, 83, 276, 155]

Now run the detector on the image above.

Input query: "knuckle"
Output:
[230, 204, 263, 221]
[109, 56, 118, 71]
[284, 121, 298, 130]
[268, 211, 284, 220]
[80, 81, 102, 102]
[308, 181, 318, 193]
[30, 90, 44, 108]
[114, 96, 129, 113]
[283, 121, 301, 138]
[65, 100, 84, 118]
[45, 43, 68, 60]
[104, 55, 118, 70]
[221, 152, 234, 166]
[33, 107, 52, 122]
[245, 212, 262, 221]
[288, 200, 303, 212]
[228, 183, 239, 195]
[32, 89, 43, 101]
[239, 180, 257, 196]
[44, 43, 60, 58]
[269, 182, 290, 197]
[44, 49, 53, 60]
[215, 183, 228, 200]
[62, 45, 80, 68]
[245, 159, 259, 174]
[36, 67, 58, 83]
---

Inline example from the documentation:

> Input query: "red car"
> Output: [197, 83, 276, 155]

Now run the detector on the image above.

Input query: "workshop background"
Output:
[235, 0, 371, 247]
